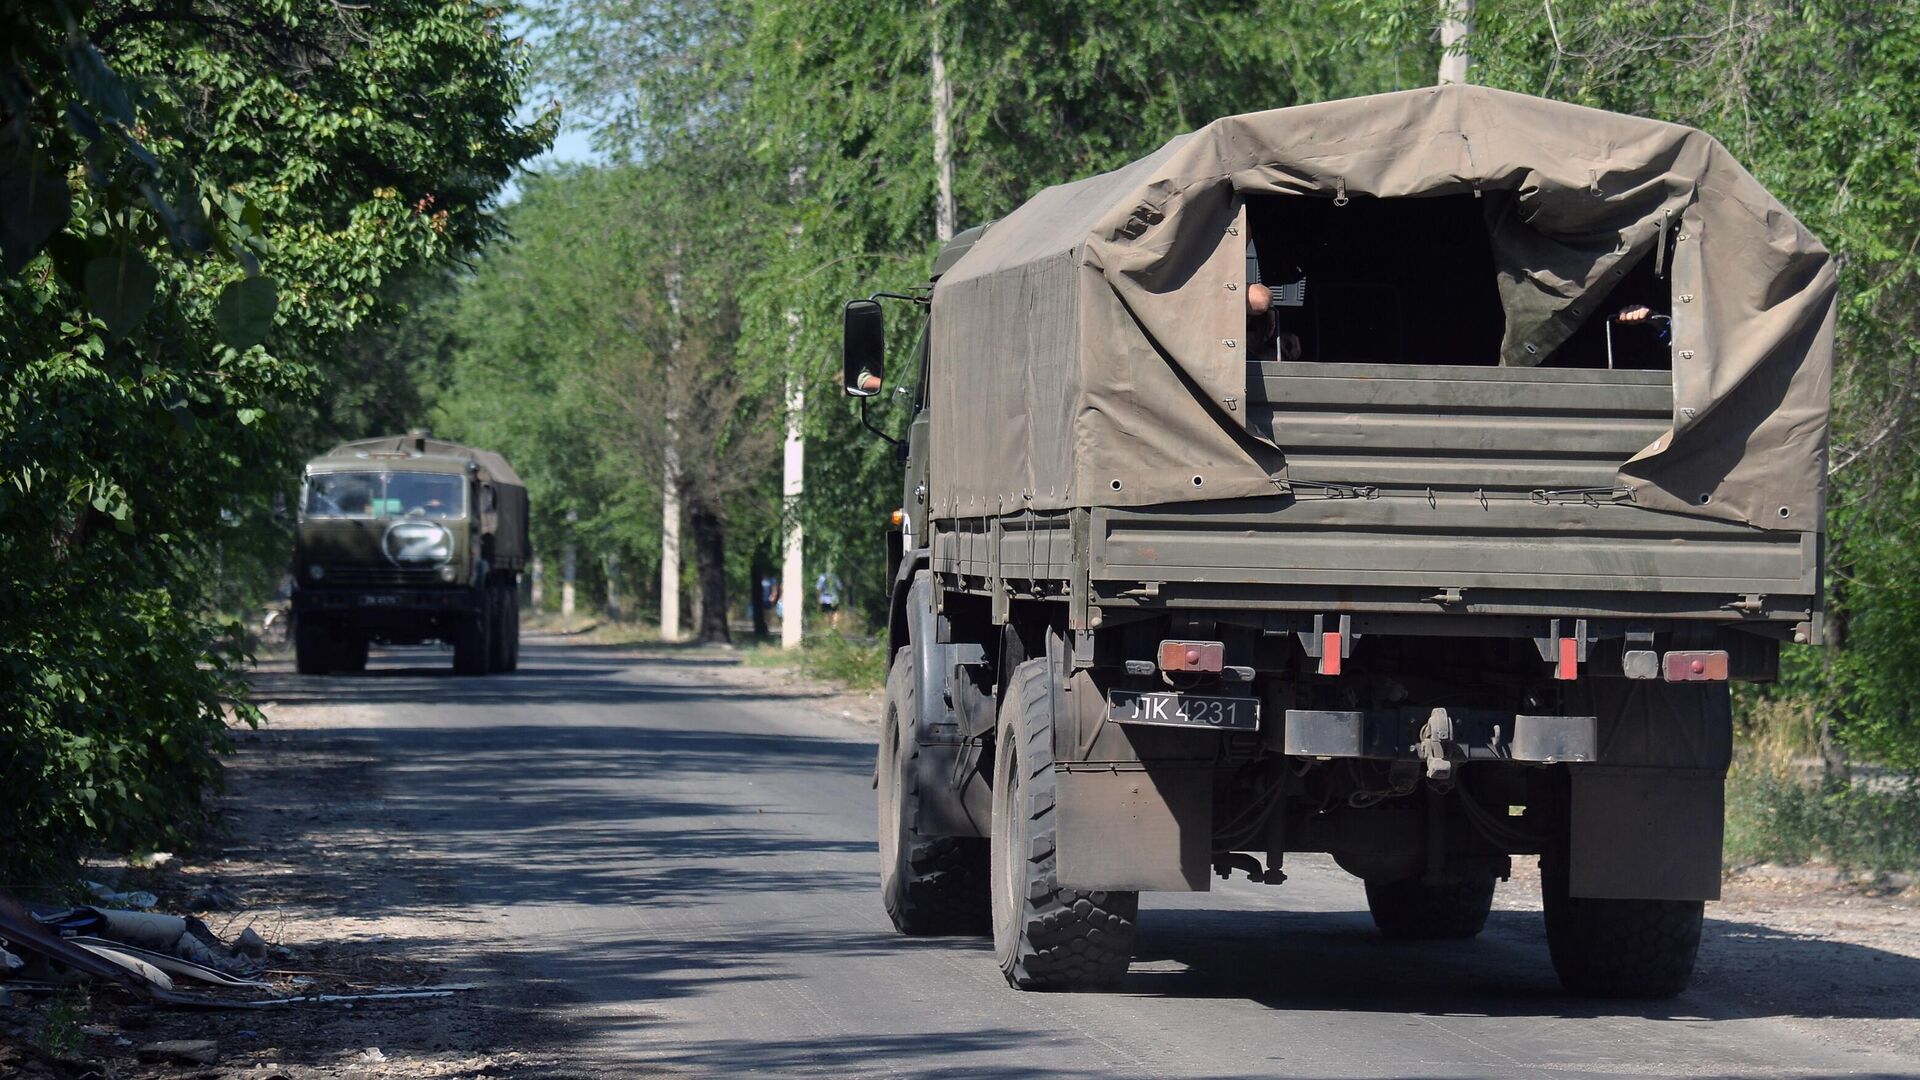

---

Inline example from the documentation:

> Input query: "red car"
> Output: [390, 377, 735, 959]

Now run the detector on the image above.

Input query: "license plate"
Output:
[1108, 691, 1259, 732]
[358, 594, 401, 606]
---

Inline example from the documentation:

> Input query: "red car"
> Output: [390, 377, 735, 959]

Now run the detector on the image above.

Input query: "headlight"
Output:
[438, 564, 458, 582]
[308, 564, 325, 581]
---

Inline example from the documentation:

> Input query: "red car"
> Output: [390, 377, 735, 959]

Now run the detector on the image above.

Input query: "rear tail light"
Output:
[1157, 640, 1224, 673]
[1663, 650, 1729, 682]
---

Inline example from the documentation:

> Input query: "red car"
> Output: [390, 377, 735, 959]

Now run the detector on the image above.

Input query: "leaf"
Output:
[236, 407, 265, 426]
[62, 38, 138, 128]
[84, 251, 160, 337]
[214, 276, 279, 348]
[0, 158, 74, 276]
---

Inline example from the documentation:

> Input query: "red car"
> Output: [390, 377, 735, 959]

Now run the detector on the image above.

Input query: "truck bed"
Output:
[928, 362, 1820, 631]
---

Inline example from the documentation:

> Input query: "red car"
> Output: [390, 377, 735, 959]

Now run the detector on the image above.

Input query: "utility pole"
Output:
[562, 510, 577, 634]
[780, 375, 805, 650]
[1438, 0, 1473, 85]
[660, 262, 685, 644]
[780, 165, 808, 652]
[929, 0, 956, 243]
[660, 464, 682, 642]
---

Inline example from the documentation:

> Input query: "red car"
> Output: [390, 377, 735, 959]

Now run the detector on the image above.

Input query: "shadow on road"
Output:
[231, 638, 1920, 1077]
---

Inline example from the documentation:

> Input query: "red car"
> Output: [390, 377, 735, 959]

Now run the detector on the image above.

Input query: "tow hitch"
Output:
[1284, 706, 1599, 771]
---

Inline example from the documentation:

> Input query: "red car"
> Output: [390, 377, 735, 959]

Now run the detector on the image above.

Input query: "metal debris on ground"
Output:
[0, 890, 477, 1010]
[136, 1038, 220, 1065]
[80, 880, 159, 909]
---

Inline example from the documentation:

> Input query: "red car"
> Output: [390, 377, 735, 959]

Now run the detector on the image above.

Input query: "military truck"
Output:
[291, 432, 528, 676]
[844, 86, 1834, 998]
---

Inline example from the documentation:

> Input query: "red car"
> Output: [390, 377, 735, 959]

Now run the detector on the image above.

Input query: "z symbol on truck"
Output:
[383, 520, 452, 566]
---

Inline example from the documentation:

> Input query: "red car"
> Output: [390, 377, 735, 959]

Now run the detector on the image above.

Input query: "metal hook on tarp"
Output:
[1332, 177, 1349, 207]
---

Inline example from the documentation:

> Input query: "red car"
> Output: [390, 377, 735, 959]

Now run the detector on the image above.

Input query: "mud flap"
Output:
[1570, 768, 1724, 901]
[899, 569, 992, 838]
[1056, 765, 1212, 892]
[1560, 681, 1732, 901]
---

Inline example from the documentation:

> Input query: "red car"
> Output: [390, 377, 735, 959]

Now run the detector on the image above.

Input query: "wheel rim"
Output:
[990, 731, 1021, 957]
[878, 712, 902, 875]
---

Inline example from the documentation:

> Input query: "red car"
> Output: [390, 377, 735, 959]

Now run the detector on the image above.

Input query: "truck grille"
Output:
[320, 565, 446, 588]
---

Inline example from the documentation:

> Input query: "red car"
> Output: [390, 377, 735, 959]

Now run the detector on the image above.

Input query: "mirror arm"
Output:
[858, 394, 905, 449]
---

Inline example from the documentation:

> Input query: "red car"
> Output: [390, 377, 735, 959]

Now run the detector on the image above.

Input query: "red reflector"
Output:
[1555, 637, 1579, 681]
[1663, 650, 1729, 682]
[1318, 632, 1342, 676]
[1157, 640, 1223, 673]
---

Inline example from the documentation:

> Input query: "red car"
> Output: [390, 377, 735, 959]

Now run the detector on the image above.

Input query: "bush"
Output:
[1726, 695, 1920, 872]
[797, 633, 888, 690]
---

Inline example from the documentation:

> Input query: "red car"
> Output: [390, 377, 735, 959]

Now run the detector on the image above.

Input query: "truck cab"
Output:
[291, 432, 527, 675]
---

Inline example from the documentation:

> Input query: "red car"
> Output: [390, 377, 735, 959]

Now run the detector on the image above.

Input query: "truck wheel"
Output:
[878, 648, 989, 935]
[335, 635, 370, 674]
[294, 621, 330, 675]
[991, 656, 1137, 990]
[1541, 850, 1703, 998]
[487, 584, 513, 673]
[1365, 875, 1496, 940]
[503, 587, 520, 672]
[453, 594, 492, 676]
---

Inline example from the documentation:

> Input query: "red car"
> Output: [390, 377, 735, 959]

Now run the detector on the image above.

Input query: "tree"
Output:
[0, 0, 550, 885]
[438, 160, 780, 643]
[1465, 0, 1920, 769]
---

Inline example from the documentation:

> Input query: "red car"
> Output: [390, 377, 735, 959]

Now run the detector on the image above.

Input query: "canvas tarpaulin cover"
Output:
[926, 84, 1835, 529]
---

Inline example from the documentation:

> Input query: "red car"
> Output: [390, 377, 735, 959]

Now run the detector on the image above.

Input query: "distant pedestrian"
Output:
[816, 571, 843, 629]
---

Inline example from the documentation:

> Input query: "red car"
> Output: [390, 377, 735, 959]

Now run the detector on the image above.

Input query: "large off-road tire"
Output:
[503, 586, 520, 672]
[1541, 850, 1703, 998]
[294, 620, 330, 676]
[452, 592, 492, 676]
[334, 635, 370, 674]
[992, 656, 1137, 991]
[1365, 875, 1496, 940]
[877, 648, 989, 935]
[487, 583, 514, 673]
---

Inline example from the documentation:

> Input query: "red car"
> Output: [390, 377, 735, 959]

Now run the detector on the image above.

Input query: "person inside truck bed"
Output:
[1614, 303, 1671, 341]
[1245, 282, 1302, 362]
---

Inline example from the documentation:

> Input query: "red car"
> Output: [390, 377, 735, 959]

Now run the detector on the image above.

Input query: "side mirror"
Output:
[842, 299, 885, 397]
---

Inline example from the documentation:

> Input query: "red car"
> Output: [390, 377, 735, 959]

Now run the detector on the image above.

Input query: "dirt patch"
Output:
[2, 724, 593, 1079]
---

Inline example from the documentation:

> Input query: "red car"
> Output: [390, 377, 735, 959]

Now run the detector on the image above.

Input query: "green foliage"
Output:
[1472, 0, 1920, 768]
[0, 0, 550, 887]
[436, 157, 781, 641]
[33, 988, 90, 1057]
[1726, 767, 1920, 873]
[796, 631, 888, 691]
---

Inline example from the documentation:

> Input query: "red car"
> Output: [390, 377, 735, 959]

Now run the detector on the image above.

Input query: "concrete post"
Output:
[660, 466, 682, 642]
[780, 378, 805, 650]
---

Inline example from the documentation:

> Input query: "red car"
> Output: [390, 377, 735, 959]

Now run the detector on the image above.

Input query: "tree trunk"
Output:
[690, 499, 731, 644]
[929, 0, 955, 243]
[750, 545, 772, 640]
[1438, 0, 1473, 85]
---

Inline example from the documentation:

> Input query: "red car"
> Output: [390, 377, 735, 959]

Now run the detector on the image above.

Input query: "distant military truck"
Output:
[291, 432, 528, 676]
[845, 86, 1834, 998]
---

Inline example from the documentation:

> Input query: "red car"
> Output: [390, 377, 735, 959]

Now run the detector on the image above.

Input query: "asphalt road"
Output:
[250, 637, 1920, 1079]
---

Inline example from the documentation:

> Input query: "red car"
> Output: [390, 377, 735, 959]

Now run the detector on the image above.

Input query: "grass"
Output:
[1725, 694, 1920, 873]
[740, 631, 888, 690]
[33, 988, 87, 1057]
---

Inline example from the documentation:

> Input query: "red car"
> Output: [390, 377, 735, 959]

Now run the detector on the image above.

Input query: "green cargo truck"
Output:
[291, 432, 528, 676]
[845, 86, 1834, 997]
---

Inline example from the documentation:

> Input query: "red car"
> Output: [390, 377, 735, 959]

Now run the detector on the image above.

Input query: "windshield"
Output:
[304, 471, 467, 520]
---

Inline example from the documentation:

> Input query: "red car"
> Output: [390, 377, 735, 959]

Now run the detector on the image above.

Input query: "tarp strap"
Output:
[1655, 209, 1673, 279]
